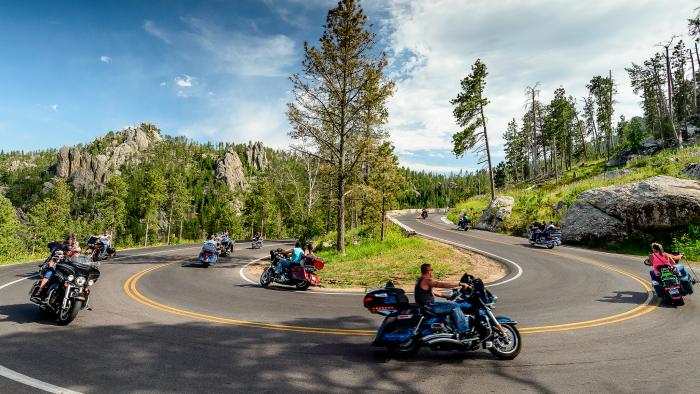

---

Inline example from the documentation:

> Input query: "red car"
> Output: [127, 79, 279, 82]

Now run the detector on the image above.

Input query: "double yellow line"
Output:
[124, 263, 376, 336]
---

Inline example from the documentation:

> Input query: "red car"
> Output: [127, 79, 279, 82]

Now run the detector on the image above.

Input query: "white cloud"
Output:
[175, 74, 193, 87]
[382, 0, 698, 161]
[99, 55, 112, 64]
[50, 104, 58, 112]
[160, 81, 167, 87]
[146, 18, 296, 77]
[176, 90, 188, 98]
[144, 20, 171, 44]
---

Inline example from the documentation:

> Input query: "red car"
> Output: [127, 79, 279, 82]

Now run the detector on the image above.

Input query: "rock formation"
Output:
[55, 124, 162, 189]
[245, 141, 268, 171]
[560, 176, 700, 244]
[605, 138, 664, 167]
[683, 163, 700, 179]
[475, 196, 515, 232]
[216, 147, 248, 191]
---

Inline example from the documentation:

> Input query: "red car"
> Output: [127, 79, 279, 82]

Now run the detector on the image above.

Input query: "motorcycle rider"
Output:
[275, 241, 305, 279]
[458, 212, 471, 228]
[99, 231, 112, 258]
[415, 263, 473, 339]
[646, 243, 691, 282]
[31, 234, 80, 301]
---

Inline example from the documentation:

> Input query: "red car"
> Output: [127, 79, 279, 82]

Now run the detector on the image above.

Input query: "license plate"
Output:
[669, 288, 679, 295]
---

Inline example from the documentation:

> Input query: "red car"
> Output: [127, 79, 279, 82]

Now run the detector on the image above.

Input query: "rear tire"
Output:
[387, 340, 420, 358]
[260, 267, 273, 287]
[489, 324, 521, 360]
[295, 280, 310, 290]
[546, 243, 555, 249]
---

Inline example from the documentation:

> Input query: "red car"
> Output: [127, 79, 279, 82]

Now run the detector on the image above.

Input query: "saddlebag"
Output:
[363, 287, 409, 313]
[291, 265, 307, 281]
[304, 257, 325, 270]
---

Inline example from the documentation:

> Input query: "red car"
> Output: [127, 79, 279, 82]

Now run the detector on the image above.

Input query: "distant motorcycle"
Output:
[527, 228, 557, 249]
[259, 249, 324, 291]
[364, 275, 521, 359]
[198, 241, 219, 268]
[219, 235, 234, 257]
[457, 218, 471, 231]
[421, 210, 428, 219]
[251, 237, 264, 249]
[29, 251, 100, 325]
[84, 236, 116, 262]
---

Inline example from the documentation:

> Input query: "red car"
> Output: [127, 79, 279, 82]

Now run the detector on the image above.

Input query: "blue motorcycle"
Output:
[198, 241, 219, 268]
[364, 276, 521, 359]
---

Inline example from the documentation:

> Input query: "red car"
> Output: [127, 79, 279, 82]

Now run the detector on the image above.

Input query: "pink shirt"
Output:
[652, 252, 674, 274]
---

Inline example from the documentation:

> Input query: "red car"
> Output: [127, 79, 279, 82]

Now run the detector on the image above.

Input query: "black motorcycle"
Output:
[421, 210, 428, 219]
[30, 252, 100, 325]
[259, 249, 322, 291]
[219, 235, 235, 257]
[85, 236, 116, 262]
[457, 218, 471, 231]
[251, 237, 264, 249]
[364, 275, 521, 359]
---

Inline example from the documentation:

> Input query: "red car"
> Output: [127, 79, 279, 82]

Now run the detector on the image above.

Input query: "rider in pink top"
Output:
[646, 243, 683, 274]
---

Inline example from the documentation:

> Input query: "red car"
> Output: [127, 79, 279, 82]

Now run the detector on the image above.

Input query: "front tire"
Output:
[489, 323, 521, 360]
[260, 267, 273, 287]
[57, 300, 82, 326]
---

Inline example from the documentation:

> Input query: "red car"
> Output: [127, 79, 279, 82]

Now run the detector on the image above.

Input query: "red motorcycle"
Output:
[259, 249, 324, 290]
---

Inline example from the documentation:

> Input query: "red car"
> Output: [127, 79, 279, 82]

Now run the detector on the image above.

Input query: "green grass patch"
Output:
[315, 225, 472, 289]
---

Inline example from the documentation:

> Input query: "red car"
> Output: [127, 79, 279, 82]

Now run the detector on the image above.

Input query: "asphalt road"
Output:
[0, 216, 698, 393]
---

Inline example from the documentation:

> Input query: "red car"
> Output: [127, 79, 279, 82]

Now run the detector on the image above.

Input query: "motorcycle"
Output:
[198, 241, 219, 268]
[363, 275, 521, 360]
[527, 228, 557, 249]
[84, 236, 116, 262]
[646, 253, 695, 306]
[421, 210, 428, 219]
[457, 218, 471, 231]
[251, 237, 264, 249]
[29, 252, 100, 325]
[219, 235, 234, 257]
[259, 249, 324, 291]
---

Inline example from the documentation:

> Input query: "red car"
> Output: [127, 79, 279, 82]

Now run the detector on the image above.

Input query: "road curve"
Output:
[0, 218, 698, 393]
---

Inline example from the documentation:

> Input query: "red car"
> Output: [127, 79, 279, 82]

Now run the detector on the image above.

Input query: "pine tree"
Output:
[451, 59, 496, 200]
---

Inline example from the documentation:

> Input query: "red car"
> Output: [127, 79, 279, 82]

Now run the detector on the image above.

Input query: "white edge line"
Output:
[394, 216, 524, 288]
[0, 360, 83, 394]
[0, 245, 199, 394]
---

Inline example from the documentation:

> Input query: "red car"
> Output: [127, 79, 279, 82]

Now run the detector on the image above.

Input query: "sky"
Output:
[0, 0, 697, 173]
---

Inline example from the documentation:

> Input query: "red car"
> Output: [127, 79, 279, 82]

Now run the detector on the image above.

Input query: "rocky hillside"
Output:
[48, 123, 267, 193]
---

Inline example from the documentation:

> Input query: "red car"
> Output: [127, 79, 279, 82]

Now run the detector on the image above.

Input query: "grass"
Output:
[315, 225, 472, 289]
[447, 143, 700, 253]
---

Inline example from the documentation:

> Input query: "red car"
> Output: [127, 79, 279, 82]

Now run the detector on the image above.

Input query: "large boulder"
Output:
[216, 148, 248, 191]
[55, 123, 162, 190]
[561, 176, 700, 244]
[475, 196, 515, 232]
[605, 138, 664, 167]
[683, 163, 700, 179]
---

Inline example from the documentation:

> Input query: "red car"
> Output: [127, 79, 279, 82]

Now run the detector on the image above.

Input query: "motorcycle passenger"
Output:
[275, 241, 306, 279]
[415, 263, 472, 339]
[646, 243, 689, 281]
[99, 231, 112, 258]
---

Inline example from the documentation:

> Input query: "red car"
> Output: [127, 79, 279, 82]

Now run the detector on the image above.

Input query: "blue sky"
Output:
[0, 0, 697, 173]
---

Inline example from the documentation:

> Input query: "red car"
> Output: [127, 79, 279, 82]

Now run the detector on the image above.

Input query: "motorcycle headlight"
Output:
[67, 274, 75, 282]
[88, 280, 95, 286]
[76, 277, 86, 286]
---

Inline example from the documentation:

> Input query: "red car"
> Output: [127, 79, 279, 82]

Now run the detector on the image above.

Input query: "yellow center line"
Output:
[122, 228, 658, 336]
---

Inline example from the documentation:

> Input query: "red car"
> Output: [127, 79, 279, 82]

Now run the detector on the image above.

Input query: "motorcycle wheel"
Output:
[295, 280, 310, 290]
[489, 323, 521, 360]
[57, 300, 82, 326]
[387, 340, 420, 358]
[202, 261, 210, 268]
[260, 267, 273, 287]
[546, 242, 555, 249]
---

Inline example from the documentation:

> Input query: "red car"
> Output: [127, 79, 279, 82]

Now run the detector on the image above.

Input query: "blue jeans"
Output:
[428, 301, 469, 334]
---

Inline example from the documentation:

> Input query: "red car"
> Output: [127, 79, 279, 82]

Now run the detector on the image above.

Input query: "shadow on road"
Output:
[0, 309, 557, 392]
[597, 291, 648, 305]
